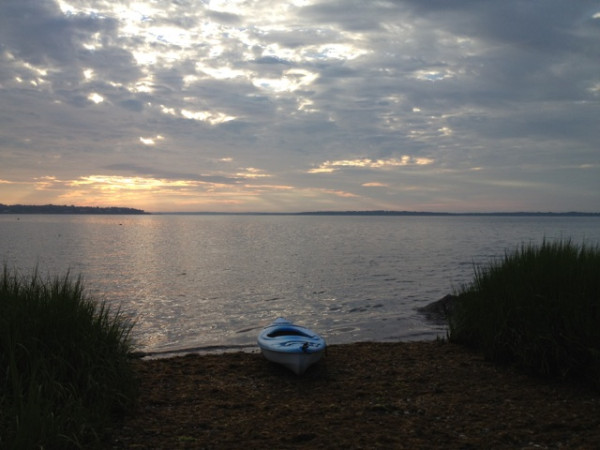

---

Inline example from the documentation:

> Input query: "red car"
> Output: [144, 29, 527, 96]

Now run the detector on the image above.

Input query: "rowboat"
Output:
[257, 318, 326, 375]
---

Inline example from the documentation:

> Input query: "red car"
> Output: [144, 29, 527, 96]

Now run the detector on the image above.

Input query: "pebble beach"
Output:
[108, 341, 600, 449]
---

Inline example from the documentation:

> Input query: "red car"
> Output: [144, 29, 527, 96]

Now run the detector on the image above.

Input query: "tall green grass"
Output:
[449, 240, 600, 388]
[0, 267, 137, 449]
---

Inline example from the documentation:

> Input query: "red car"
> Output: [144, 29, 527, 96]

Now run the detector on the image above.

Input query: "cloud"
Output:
[102, 163, 242, 185]
[309, 157, 435, 173]
[0, 0, 599, 212]
[139, 135, 164, 146]
[362, 182, 387, 187]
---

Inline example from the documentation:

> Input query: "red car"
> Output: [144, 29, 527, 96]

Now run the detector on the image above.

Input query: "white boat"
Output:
[257, 318, 326, 375]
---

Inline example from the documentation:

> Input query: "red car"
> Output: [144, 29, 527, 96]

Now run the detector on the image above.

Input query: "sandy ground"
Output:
[107, 341, 600, 449]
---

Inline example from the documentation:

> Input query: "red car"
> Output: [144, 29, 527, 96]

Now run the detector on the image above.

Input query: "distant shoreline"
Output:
[1, 204, 598, 216]
[0, 204, 148, 214]
[153, 210, 600, 217]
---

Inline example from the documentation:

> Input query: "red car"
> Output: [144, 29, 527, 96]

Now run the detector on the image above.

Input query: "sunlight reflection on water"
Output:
[1, 214, 598, 354]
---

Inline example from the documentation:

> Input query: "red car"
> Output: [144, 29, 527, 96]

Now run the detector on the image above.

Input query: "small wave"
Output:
[133, 343, 258, 359]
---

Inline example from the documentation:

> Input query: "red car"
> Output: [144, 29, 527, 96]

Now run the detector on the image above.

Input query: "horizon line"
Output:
[151, 210, 600, 216]
[1, 204, 599, 216]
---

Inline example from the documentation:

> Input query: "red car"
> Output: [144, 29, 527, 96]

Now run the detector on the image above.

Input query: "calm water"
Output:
[1, 214, 599, 355]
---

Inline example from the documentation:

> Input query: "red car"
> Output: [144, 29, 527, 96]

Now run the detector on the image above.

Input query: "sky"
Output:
[1, 0, 599, 213]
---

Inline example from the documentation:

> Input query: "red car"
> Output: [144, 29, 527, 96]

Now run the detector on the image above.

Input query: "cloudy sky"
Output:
[1, 0, 599, 212]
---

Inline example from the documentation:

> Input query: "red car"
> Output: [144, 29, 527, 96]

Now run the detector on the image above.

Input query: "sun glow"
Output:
[88, 93, 104, 104]
[70, 176, 167, 190]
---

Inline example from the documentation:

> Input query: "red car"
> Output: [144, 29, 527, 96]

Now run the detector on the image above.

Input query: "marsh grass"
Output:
[0, 267, 137, 449]
[449, 240, 600, 388]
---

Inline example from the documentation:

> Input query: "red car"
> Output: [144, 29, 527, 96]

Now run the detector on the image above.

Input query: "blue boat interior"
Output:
[267, 328, 311, 338]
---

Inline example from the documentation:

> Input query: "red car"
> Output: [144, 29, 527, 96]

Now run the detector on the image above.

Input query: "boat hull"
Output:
[257, 318, 326, 375]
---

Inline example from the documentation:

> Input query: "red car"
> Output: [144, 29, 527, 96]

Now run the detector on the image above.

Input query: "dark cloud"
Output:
[301, 0, 387, 31]
[205, 10, 242, 25]
[0, 0, 117, 65]
[118, 99, 145, 112]
[81, 47, 142, 84]
[252, 56, 293, 66]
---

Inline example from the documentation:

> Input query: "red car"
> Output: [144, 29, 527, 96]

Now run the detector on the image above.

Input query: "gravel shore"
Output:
[108, 341, 599, 449]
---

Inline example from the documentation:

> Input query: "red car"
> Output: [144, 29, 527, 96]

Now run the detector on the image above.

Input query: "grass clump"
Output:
[0, 267, 137, 449]
[449, 240, 600, 388]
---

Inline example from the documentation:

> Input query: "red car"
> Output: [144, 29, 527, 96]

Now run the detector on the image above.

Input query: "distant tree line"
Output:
[0, 204, 147, 214]
[297, 210, 600, 217]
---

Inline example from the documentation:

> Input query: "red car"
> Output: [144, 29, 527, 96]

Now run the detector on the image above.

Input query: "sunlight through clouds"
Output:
[253, 69, 319, 93]
[69, 176, 167, 190]
[412, 69, 456, 82]
[309, 157, 435, 174]
[362, 182, 388, 187]
[1, 0, 599, 212]
[195, 64, 248, 81]
[181, 109, 236, 125]
[139, 135, 164, 146]
[160, 105, 177, 116]
[236, 168, 271, 179]
[31, 173, 309, 211]
[88, 93, 104, 104]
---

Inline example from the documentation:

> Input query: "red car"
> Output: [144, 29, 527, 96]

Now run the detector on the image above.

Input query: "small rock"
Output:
[417, 294, 459, 323]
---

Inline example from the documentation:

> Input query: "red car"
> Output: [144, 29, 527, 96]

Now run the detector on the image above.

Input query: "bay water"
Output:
[1, 214, 598, 355]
